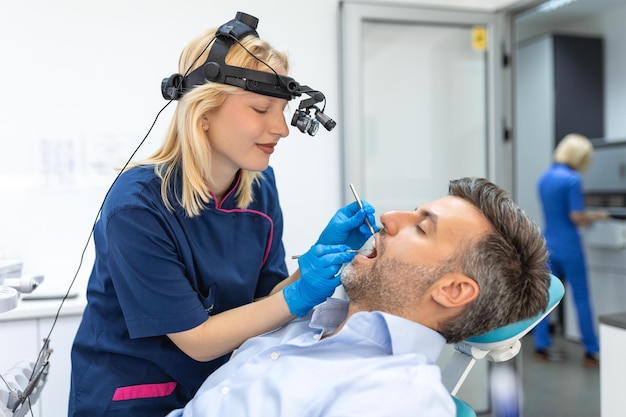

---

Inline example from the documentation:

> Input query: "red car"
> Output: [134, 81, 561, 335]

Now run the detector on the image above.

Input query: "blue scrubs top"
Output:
[69, 165, 288, 416]
[537, 163, 585, 259]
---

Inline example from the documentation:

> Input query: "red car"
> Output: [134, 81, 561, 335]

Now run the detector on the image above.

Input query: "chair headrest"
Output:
[465, 274, 564, 347]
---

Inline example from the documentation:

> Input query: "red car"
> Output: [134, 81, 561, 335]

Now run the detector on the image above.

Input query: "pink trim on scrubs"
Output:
[112, 382, 177, 401]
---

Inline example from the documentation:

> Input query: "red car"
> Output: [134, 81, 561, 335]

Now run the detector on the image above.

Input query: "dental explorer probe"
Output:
[291, 249, 368, 260]
[348, 183, 376, 237]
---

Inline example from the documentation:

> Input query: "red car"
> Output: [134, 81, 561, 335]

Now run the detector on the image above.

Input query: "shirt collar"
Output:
[309, 297, 350, 334]
[309, 298, 446, 364]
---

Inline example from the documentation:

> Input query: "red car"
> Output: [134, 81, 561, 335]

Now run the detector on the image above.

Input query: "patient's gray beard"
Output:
[341, 258, 442, 314]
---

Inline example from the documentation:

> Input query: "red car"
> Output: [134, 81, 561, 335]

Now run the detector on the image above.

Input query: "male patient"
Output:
[168, 177, 550, 417]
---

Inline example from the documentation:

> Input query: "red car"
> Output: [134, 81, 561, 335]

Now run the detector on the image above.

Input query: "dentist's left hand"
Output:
[283, 244, 356, 317]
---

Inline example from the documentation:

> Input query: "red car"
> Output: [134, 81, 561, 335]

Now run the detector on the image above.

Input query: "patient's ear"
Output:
[431, 273, 479, 308]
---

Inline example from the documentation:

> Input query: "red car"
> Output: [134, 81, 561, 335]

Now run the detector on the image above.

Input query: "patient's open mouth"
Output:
[357, 236, 377, 259]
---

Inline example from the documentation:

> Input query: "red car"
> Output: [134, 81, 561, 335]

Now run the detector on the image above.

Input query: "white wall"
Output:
[0, 0, 517, 296]
[599, 8, 626, 139]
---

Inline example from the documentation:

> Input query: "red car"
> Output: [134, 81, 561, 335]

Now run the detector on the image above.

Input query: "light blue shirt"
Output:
[167, 298, 455, 417]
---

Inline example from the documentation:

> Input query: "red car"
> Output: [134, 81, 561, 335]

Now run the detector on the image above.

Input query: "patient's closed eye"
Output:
[416, 209, 438, 234]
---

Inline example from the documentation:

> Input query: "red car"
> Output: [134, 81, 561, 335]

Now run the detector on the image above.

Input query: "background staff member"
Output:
[68, 13, 376, 416]
[533, 133, 609, 367]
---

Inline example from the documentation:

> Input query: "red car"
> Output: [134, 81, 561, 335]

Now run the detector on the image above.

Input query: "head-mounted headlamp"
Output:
[161, 11, 336, 136]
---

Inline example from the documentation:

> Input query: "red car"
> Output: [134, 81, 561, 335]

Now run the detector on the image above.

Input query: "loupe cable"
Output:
[38, 100, 174, 345]
[19, 99, 174, 415]
[28, 38, 217, 385]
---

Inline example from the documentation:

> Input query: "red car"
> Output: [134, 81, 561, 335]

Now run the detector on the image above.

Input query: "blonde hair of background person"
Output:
[132, 29, 289, 216]
[553, 133, 593, 173]
[553, 133, 609, 225]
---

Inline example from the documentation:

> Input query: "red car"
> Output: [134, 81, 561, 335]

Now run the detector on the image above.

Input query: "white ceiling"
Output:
[355, 0, 626, 17]
[515, 0, 626, 40]
[353, 0, 626, 38]
[351, 0, 528, 12]
[524, 0, 626, 16]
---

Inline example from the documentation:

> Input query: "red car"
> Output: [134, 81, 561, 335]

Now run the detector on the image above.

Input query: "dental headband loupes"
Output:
[161, 11, 336, 136]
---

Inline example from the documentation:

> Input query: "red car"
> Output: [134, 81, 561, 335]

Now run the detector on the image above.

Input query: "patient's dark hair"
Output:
[438, 177, 550, 343]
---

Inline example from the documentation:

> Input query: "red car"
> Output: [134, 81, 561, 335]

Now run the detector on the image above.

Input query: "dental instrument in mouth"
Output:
[291, 248, 369, 260]
[349, 183, 376, 237]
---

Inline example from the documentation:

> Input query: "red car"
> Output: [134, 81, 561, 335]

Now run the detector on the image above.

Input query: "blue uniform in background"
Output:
[69, 165, 288, 416]
[534, 163, 599, 355]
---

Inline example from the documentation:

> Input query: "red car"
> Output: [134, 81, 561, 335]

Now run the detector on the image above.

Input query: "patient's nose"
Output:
[379, 211, 412, 236]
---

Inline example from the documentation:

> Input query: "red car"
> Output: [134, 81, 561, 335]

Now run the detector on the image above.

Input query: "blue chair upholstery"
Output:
[452, 396, 477, 417]
[466, 273, 565, 348]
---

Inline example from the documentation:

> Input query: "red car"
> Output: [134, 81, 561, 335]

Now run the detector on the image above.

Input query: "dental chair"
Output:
[442, 274, 565, 417]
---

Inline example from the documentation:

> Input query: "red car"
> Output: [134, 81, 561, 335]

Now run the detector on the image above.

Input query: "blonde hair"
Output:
[134, 28, 289, 217]
[553, 133, 593, 172]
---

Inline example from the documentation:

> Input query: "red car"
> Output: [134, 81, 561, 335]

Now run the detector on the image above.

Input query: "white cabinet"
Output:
[0, 298, 85, 417]
[599, 313, 626, 417]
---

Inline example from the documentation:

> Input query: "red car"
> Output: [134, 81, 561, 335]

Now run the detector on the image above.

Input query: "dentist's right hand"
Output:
[283, 244, 356, 317]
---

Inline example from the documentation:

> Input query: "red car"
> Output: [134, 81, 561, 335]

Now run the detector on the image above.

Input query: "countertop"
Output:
[0, 293, 86, 322]
[599, 312, 626, 330]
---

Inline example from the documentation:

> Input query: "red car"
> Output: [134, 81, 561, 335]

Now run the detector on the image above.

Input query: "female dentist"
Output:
[68, 13, 375, 417]
[533, 133, 608, 367]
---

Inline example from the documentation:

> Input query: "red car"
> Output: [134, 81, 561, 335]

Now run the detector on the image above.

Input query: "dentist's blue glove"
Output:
[316, 201, 377, 250]
[283, 244, 356, 317]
